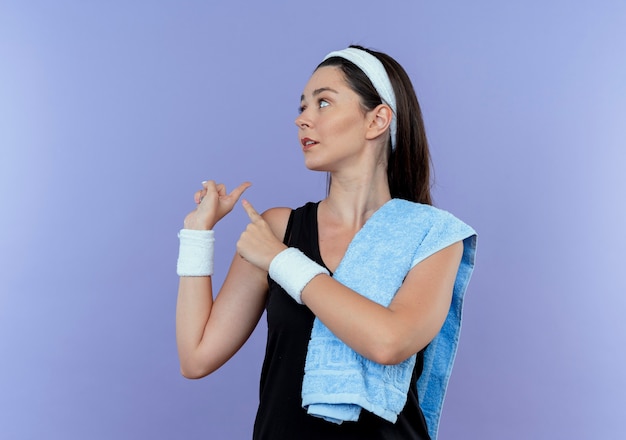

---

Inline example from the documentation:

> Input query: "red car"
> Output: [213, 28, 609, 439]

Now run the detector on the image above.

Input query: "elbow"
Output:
[368, 316, 444, 365]
[179, 358, 215, 380]
[180, 366, 206, 380]
[367, 334, 416, 366]
[369, 347, 409, 366]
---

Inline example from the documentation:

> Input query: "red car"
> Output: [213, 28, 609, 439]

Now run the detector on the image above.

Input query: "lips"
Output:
[301, 137, 319, 150]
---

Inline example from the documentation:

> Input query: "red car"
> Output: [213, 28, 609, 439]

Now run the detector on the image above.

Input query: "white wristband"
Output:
[177, 229, 215, 276]
[269, 247, 329, 304]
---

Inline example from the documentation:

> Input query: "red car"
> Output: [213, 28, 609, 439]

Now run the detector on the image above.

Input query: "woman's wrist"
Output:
[177, 229, 215, 276]
[183, 216, 216, 231]
[268, 247, 329, 304]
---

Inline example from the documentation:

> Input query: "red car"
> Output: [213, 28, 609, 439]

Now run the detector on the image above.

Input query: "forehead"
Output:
[301, 66, 348, 96]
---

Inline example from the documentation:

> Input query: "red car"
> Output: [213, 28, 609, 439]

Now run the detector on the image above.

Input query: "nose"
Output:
[294, 112, 311, 129]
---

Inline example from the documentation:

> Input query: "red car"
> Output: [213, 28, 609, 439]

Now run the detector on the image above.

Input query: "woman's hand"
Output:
[237, 200, 287, 271]
[183, 181, 251, 230]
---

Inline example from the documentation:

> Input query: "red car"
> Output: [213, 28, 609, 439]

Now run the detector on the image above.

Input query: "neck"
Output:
[323, 163, 391, 229]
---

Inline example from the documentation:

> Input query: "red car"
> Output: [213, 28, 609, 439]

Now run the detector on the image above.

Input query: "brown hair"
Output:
[317, 45, 432, 205]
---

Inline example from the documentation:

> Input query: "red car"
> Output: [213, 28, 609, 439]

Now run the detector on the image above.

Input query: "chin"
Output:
[303, 157, 331, 172]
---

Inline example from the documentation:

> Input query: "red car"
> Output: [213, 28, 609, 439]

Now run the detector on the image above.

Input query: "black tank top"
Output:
[252, 202, 431, 440]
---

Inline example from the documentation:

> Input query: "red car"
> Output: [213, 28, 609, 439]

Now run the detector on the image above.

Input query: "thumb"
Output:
[228, 181, 252, 201]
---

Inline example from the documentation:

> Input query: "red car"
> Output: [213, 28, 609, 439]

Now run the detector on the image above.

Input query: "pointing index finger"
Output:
[242, 199, 262, 222]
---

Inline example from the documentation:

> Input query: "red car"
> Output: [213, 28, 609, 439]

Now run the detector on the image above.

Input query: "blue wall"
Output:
[1, 1, 625, 438]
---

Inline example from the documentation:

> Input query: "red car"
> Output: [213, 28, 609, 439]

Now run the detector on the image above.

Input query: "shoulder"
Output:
[261, 201, 321, 242]
[390, 199, 474, 230]
[382, 200, 477, 269]
[261, 207, 292, 240]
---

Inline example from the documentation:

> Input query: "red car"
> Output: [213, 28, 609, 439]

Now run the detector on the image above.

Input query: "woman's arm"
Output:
[237, 199, 463, 366]
[300, 241, 463, 365]
[176, 253, 269, 378]
[175, 181, 290, 378]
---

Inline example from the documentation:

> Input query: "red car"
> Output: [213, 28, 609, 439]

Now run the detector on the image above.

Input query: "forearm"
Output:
[174, 180, 259, 378]
[175, 254, 271, 378]
[176, 276, 214, 377]
[299, 242, 463, 365]
[301, 276, 425, 365]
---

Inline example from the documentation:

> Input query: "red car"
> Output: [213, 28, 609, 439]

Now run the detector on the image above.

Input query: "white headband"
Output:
[323, 47, 397, 150]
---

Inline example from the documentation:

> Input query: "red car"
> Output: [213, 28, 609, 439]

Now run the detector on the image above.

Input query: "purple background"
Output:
[1, 1, 625, 438]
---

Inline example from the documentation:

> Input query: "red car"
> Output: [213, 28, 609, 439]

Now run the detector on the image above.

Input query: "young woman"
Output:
[176, 46, 476, 440]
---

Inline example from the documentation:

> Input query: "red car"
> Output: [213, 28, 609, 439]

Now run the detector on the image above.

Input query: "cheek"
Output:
[324, 113, 364, 139]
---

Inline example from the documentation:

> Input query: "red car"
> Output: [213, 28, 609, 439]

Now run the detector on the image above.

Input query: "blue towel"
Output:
[301, 199, 477, 440]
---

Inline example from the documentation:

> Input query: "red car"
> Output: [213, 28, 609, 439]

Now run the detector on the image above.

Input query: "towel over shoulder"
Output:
[302, 199, 477, 440]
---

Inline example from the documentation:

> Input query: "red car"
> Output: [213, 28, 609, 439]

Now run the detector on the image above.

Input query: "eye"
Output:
[318, 99, 329, 109]
[298, 104, 306, 114]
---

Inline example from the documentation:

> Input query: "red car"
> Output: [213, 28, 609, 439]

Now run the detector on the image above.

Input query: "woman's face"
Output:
[295, 66, 372, 172]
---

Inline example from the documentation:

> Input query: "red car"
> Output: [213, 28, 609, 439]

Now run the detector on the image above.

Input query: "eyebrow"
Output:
[300, 87, 339, 102]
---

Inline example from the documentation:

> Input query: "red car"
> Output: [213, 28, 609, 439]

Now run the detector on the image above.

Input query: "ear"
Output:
[365, 104, 393, 142]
